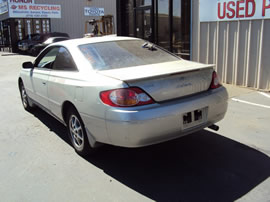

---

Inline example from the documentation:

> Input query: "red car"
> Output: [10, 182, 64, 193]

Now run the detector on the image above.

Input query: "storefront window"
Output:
[15, 19, 24, 41]
[157, 0, 170, 50]
[0, 21, 3, 45]
[136, 0, 152, 7]
[117, 0, 190, 59]
[2, 20, 10, 46]
[180, 0, 190, 60]
[135, 8, 152, 41]
[125, 0, 134, 37]
[172, 0, 181, 56]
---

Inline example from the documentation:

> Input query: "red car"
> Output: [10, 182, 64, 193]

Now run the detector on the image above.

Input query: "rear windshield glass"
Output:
[78, 40, 179, 70]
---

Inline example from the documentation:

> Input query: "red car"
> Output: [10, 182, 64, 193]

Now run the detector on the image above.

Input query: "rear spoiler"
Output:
[97, 61, 215, 82]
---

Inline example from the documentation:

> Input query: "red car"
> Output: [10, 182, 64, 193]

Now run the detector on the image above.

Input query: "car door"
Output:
[48, 47, 78, 119]
[31, 46, 60, 109]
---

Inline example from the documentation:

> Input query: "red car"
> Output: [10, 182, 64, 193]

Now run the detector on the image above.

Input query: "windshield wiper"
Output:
[142, 42, 157, 51]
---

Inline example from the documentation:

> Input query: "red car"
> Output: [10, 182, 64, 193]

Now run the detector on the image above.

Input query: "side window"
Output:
[52, 47, 77, 71]
[36, 47, 60, 69]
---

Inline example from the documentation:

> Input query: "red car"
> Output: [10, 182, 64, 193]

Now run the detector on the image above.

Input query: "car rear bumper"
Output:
[103, 86, 228, 147]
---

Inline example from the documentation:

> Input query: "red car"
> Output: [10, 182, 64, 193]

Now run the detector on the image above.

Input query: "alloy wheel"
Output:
[21, 84, 28, 108]
[69, 115, 84, 150]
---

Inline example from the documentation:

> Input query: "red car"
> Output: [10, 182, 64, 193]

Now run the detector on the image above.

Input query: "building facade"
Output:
[0, 0, 269, 90]
[193, 0, 270, 91]
[117, 0, 270, 91]
[0, 0, 116, 51]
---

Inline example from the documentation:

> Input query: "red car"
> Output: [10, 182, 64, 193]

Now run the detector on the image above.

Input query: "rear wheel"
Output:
[67, 107, 92, 156]
[19, 81, 34, 111]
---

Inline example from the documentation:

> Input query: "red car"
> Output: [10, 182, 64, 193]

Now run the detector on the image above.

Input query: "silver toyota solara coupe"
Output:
[18, 36, 228, 155]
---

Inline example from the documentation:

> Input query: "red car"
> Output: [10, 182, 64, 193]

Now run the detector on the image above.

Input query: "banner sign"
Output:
[84, 7, 104, 16]
[0, 0, 8, 14]
[200, 0, 270, 22]
[9, 0, 35, 4]
[8, 3, 61, 18]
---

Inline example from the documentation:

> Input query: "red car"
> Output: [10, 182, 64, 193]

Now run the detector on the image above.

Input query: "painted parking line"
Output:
[259, 92, 270, 99]
[231, 98, 270, 109]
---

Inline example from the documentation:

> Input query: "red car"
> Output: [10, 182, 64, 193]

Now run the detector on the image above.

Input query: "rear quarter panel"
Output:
[47, 70, 127, 143]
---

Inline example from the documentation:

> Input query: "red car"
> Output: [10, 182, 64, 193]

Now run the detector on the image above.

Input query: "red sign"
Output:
[200, 0, 270, 22]
[9, 0, 34, 3]
[8, 2, 61, 18]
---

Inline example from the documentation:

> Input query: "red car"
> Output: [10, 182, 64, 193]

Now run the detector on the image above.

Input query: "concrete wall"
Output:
[35, 0, 117, 38]
[192, 0, 270, 91]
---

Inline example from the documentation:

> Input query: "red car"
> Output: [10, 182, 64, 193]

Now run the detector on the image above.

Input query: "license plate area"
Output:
[182, 107, 208, 130]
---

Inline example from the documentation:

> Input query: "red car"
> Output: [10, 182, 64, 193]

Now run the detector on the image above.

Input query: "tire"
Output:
[19, 81, 34, 111]
[67, 107, 92, 156]
[31, 48, 39, 57]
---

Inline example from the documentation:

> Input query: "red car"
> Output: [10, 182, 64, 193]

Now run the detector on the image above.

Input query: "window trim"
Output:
[34, 46, 60, 70]
[34, 45, 78, 72]
[52, 46, 79, 72]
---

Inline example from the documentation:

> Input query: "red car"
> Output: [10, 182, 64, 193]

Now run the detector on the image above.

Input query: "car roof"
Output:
[46, 36, 69, 39]
[51, 36, 142, 48]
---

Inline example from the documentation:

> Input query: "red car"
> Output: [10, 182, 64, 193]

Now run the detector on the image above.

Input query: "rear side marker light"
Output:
[100, 87, 155, 107]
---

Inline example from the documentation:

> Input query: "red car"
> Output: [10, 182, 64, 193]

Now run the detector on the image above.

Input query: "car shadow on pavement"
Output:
[86, 131, 270, 202]
[30, 108, 270, 202]
[30, 108, 71, 146]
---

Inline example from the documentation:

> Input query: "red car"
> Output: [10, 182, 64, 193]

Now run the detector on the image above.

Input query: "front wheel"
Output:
[67, 108, 92, 156]
[19, 81, 34, 111]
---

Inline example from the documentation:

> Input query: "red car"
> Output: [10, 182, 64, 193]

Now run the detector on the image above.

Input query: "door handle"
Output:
[42, 82, 46, 85]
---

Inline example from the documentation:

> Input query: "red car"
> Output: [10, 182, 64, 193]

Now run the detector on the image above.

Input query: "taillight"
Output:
[100, 87, 155, 107]
[210, 71, 221, 89]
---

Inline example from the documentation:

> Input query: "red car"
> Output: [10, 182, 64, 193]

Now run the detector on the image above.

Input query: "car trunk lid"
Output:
[98, 60, 214, 102]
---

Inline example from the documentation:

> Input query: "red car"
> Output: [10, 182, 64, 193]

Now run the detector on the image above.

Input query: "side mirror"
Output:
[22, 62, 34, 69]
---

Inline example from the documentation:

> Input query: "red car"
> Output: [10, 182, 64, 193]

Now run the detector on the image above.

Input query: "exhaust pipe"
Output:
[208, 124, 219, 131]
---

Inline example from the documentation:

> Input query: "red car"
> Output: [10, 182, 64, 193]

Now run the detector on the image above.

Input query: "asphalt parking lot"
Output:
[0, 53, 269, 202]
